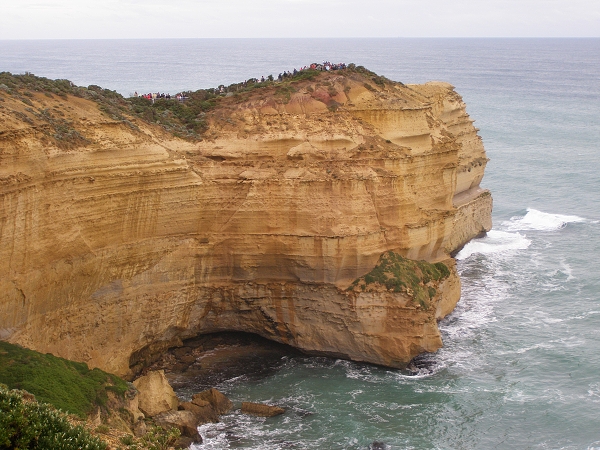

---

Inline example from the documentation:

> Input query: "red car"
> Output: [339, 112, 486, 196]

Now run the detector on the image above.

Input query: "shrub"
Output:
[119, 434, 135, 445]
[275, 85, 296, 103]
[140, 426, 180, 450]
[349, 252, 451, 309]
[94, 425, 109, 434]
[0, 385, 107, 450]
[0, 341, 129, 418]
[363, 83, 376, 92]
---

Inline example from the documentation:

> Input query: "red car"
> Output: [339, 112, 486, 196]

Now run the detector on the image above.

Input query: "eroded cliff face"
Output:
[0, 70, 491, 378]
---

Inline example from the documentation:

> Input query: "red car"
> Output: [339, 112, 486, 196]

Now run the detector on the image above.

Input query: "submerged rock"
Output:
[241, 402, 285, 417]
[369, 442, 387, 450]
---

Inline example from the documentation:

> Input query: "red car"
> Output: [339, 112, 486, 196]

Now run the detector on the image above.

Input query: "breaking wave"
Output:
[456, 230, 531, 260]
[457, 208, 591, 261]
[503, 208, 586, 232]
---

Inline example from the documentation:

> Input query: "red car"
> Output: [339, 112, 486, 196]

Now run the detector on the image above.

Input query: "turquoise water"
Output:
[2, 38, 599, 449]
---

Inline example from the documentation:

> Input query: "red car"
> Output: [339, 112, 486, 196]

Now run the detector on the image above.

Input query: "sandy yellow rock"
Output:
[0, 69, 491, 378]
[132, 370, 178, 417]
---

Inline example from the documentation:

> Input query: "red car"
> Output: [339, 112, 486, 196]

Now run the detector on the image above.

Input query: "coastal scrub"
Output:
[0, 385, 107, 450]
[349, 252, 451, 308]
[0, 341, 128, 418]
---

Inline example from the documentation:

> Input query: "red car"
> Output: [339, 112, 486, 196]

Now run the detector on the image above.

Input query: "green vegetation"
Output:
[0, 385, 107, 450]
[0, 341, 129, 418]
[0, 71, 217, 140]
[347, 64, 392, 87]
[129, 92, 216, 138]
[363, 83, 376, 92]
[350, 252, 451, 308]
[117, 426, 180, 450]
[139, 426, 181, 450]
[287, 69, 320, 83]
[275, 85, 296, 103]
[0, 64, 388, 143]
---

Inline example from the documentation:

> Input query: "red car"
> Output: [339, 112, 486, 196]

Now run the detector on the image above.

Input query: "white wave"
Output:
[502, 208, 586, 232]
[560, 260, 575, 281]
[455, 230, 531, 260]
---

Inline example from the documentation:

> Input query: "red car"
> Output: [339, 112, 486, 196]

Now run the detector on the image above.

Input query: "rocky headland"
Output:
[0, 66, 492, 382]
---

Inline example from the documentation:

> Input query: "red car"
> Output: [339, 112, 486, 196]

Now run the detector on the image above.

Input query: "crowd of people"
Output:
[135, 62, 349, 100]
[134, 92, 188, 102]
[276, 62, 347, 82]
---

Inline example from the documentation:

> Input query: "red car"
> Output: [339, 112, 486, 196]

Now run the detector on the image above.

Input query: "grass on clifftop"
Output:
[349, 252, 451, 308]
[0, 341, 129, 418]
[0, 64, 387, 142]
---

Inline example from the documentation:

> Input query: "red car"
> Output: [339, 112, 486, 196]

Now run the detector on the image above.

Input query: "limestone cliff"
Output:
[0, 68, 492, 378]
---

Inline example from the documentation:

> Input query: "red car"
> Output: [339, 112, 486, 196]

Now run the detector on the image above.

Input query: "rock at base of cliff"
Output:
[369, 442, 387, 450]
[153, 410, 202, 444]
[132, 370, 179, 417]
[191, 388, 233, 415]
[133, 419, 147, 437]
[241, 402, 285, 417]
[174, 436, 198, 449]
[179, 400, 219, 424]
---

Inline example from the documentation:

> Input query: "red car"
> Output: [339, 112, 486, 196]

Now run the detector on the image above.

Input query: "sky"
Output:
[0, 0, 598, 39]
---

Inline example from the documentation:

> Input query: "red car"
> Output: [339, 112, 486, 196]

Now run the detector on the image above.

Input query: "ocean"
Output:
[2, 38, 599, 449]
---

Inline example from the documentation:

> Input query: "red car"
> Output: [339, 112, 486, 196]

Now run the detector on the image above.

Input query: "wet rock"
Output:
[180, 354, 196, 364]
[174, 436, 197, 449]
[153, 410, 202, 443]
[173, 347, 191, 359]
[192, 388, 233, 415]
[241, 401, 285, 417]
[190, 398, 211, 408]
[369, 442, 386, 450]
[179, 400, 219, 424]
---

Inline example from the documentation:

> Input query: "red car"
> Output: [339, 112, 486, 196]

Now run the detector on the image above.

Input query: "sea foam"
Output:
[455, 230, 531, 260]
[503, 208, 586, 232]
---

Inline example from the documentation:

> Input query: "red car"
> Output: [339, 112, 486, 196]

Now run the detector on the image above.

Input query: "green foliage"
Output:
[128, 92, 218, 139]
[0, 71, 75, 97]
[0, 65, 392, 143]
[275, 85, 296, 103]
[289, 69, 320, 83]
[140, 426, 180, 450]
[116, 427, 180, 450]
[347, 64, 394, 88]
[0, 71, 217, 141]
[0, 385, 107, 450]
[0, 341, 129, 418]
[94, 425, 109, 434]
[350, 252, 451, 308]
[363, 83, 376, 92]
[119, 434, 135, 445]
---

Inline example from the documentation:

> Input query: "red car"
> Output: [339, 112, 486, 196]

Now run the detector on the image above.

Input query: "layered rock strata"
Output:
[0, 69, 491, 378]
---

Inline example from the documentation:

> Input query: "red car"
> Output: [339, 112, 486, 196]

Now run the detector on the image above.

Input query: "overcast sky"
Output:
[1, 0, 598, 39]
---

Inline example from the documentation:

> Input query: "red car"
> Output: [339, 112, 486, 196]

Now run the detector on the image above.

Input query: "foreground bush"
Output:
[0, 385, 107, 450]
[0, 341, 128, 418]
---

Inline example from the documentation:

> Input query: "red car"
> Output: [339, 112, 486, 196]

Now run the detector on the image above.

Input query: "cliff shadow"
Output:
[136, 332, 302, 398]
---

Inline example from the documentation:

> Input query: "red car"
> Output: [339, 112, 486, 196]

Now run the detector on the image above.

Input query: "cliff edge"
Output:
[0, 67, 492, 378]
